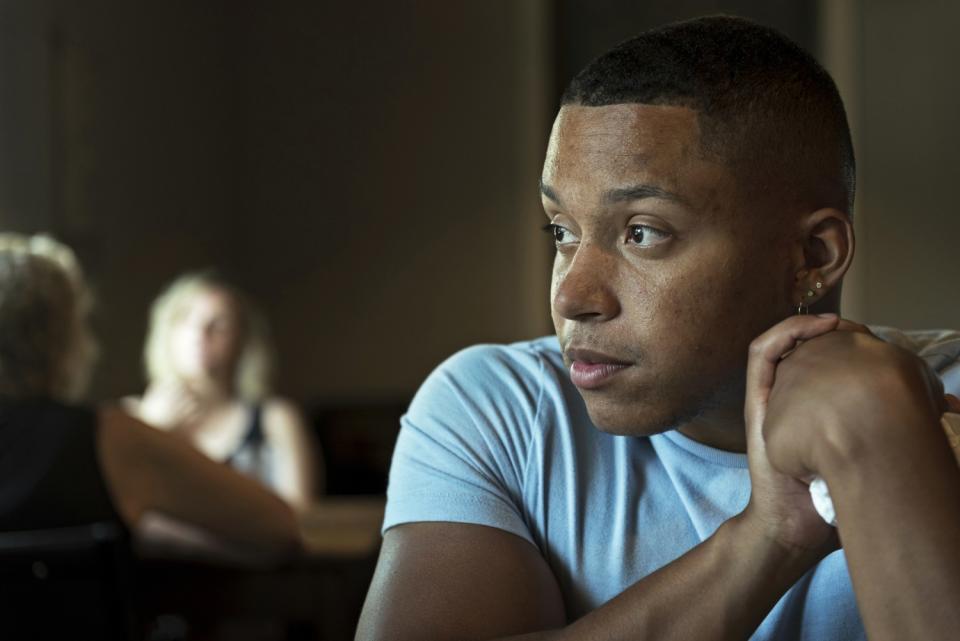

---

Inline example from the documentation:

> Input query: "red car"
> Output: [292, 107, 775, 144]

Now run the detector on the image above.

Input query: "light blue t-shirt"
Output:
[384, 327, 960, 640]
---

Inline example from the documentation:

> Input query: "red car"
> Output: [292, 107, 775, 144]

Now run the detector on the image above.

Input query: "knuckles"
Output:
[777, 331, 930, 398]
[747, 336, 767, 358]
[765, 330, 943, 470]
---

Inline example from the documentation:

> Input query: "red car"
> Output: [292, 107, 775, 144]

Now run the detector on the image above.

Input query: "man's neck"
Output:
[677, 406, 748, 453]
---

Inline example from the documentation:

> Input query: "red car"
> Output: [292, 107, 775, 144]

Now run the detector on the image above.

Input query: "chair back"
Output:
[0, 521, 137, 640]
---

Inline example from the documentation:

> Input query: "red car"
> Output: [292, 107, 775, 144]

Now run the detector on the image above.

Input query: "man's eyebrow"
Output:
[540, 181, 689, 208]
[603, 184, 688, 206]
[539, 180, 561, 204]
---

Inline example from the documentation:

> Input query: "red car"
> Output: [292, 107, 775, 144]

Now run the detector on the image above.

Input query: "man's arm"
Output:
[763, 330, 960, 641]
[357, 315, 845, 641]
[356, 523, 564, 641]
[357, 506, 828, 641]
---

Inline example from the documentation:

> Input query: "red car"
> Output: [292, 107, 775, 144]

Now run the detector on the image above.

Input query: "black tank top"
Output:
[223, 403, 265, 466]
[223, 404, 276, 485]
[0, 399, 122, 531]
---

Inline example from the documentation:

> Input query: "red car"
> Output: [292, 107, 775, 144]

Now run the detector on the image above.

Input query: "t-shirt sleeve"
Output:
[382, 344, 544, 545]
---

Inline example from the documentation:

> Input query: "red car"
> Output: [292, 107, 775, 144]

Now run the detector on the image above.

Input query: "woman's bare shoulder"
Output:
[259, 397, 312, 441]
[261, 397, 305, 423]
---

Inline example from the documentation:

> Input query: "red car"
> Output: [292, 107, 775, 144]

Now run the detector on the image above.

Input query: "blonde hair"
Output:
[144, 272, 275, 401]
[0, 234, 98, 401]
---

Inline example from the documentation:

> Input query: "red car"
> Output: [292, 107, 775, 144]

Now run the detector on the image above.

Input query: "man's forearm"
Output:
[495, 514, 821, 641]
[823, 417, 960, 641]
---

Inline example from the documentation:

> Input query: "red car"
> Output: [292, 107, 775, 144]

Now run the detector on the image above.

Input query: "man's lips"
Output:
[565, 347, 632, 390]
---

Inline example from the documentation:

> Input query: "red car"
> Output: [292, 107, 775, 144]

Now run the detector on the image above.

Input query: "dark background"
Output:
[1, 0, 957, 416]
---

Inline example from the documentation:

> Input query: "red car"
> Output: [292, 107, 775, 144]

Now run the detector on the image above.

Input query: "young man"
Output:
[356, 16, 960, 641]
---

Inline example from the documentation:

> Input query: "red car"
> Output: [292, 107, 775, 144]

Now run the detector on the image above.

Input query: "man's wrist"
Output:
[811, 407, 943, 485]
[725, 508, 829, 591]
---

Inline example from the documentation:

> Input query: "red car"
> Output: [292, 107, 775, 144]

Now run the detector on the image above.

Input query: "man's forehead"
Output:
[541, 103, 721, 202]
[544, 104, 702, 174]
[553, 103, 698, 144]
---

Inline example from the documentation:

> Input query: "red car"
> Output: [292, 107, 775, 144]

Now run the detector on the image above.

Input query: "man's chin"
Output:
[582, 396, 699, 437]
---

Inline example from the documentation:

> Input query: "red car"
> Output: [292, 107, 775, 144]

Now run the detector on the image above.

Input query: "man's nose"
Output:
[552, 244, 621, 322]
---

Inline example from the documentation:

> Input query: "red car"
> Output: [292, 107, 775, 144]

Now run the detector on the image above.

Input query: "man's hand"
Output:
[739, 314, 843, 557]
[754, 323, 960, 641]
[762, 328, 946, 480]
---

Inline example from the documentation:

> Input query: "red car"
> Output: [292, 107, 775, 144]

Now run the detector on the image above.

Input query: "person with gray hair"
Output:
[0, 234, 96, 402]
[0, 233, 300, 561]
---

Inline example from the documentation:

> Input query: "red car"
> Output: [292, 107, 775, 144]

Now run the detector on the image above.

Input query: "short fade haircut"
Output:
[561, 15, 855, 215]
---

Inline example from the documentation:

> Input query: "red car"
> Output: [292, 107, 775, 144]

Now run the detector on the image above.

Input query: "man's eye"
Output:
[625, 224, 670, 248]
[542, 223, 579, 246]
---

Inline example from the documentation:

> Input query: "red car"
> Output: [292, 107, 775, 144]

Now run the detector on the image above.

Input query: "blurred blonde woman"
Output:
[0, 233, 299, 560]
[127, 272, 320, 511]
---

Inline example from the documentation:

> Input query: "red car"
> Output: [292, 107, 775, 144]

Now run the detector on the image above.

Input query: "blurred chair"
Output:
[0, 521, 138, 640]
[311, 401, 407, 495]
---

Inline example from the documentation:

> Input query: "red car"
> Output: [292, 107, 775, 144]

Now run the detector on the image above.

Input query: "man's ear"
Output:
[792, 207, 855, 307]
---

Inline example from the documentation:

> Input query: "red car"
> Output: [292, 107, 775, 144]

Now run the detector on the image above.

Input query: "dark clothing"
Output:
[0, 399, 133, 641]
[0, 399, 121, 531]
[223, 403, 264, 467]
[223, 403, 276, 486]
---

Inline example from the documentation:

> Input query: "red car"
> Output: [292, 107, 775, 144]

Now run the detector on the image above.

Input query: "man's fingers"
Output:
[746, 314, 840, 400]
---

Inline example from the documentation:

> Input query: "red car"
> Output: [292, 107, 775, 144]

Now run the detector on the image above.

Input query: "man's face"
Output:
[542, 103, 795, 435]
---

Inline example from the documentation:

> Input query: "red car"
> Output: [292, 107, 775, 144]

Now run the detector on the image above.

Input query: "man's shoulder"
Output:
[404, 336, 573, 447]
[385, 338, 571, 546]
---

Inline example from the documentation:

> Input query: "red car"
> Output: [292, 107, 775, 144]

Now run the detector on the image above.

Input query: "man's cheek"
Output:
[640, 277, 716, 329]
[549, 256, 572, 306]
